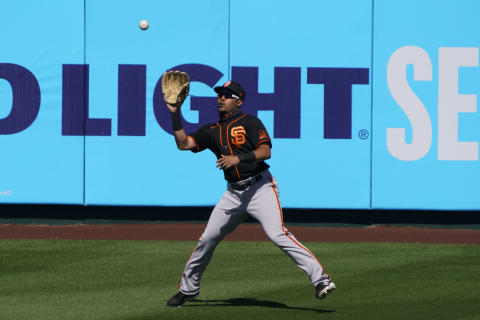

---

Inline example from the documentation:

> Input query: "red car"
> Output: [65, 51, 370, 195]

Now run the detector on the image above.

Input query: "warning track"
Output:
[1, 223, 479, 244]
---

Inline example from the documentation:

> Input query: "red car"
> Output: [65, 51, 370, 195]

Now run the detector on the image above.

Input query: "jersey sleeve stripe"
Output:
[187, 135, 200, 152]
[256, 139, 272, 148]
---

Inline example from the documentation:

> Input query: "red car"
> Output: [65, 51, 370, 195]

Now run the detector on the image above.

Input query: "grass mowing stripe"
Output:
[0, 240, 479, 320]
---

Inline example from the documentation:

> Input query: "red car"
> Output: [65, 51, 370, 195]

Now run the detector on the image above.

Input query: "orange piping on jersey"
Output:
[187, 135, 200, 152]
[225, 114, 247, 180]
[270, 178, 325, 271]
[215, 123, 223, 146]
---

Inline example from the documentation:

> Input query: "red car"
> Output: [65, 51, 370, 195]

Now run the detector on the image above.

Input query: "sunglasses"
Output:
[217, 91, 240, 99]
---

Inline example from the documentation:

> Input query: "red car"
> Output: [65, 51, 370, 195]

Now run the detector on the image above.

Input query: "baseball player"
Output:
[161, 71, 335, 307]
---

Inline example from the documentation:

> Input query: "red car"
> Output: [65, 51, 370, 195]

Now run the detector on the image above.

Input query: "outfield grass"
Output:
[0, 239, 479, 320]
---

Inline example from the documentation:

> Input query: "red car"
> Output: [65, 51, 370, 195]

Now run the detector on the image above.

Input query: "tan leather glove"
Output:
[161, 71, 190, 106]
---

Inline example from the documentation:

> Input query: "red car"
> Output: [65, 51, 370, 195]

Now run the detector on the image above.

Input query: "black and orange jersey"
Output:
[188, 110, 272, 183]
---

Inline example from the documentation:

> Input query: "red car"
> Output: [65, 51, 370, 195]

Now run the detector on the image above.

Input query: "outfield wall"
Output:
[1, 0, 479, 210]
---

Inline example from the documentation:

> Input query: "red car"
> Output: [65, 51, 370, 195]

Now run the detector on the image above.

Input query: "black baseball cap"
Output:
[214, 80, 245, 100]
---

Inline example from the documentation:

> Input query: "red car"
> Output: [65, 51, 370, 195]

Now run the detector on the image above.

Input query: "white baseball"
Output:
[139, 20, 149, 30]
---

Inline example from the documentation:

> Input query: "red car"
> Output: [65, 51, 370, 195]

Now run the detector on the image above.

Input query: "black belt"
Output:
[230, 174, 263, 191]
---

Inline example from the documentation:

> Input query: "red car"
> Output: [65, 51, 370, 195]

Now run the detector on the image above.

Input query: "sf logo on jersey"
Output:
[231, 126, 246, 147]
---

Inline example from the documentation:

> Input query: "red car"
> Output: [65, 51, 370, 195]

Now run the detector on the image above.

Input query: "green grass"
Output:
[1, 240, 479, 320]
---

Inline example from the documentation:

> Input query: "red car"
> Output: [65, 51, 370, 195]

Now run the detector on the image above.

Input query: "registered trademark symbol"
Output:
[358, 129, 369, 140]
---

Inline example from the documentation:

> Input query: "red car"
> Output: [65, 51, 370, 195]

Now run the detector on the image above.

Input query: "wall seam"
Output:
[369, 0, 375, 210]
[83, 0, 87, 206]
[228, 0, 231, 79]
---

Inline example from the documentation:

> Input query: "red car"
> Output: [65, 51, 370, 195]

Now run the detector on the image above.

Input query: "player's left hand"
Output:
[216, 154, 240, 169]
[161, 71, 190, 108]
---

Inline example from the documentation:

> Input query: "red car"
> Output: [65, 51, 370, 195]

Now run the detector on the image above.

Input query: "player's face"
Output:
[217, 91, 243, 113]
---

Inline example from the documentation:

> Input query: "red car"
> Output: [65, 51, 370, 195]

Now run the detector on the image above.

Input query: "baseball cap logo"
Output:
[223, 81, 231, 87]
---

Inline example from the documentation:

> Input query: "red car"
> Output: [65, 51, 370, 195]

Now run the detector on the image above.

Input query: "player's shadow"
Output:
[184, 297, 335, 313]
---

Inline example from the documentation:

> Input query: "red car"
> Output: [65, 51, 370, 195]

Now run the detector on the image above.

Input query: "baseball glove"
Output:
[161, 71, 190, 106]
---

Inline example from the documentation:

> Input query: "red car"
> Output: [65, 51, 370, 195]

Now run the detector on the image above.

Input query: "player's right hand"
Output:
[216, 154, 240, 169]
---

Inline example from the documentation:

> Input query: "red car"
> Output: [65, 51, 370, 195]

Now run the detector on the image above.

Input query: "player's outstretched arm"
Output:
[172, 125, 196, 150]
[166, 107, 196, 151]
[161, 70, 195, 150]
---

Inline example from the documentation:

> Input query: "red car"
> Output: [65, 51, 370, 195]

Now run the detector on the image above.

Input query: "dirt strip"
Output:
[0, 223, 479, 244]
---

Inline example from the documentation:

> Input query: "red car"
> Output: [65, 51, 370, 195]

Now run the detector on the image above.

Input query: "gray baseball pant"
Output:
[179, 170, 327, 295]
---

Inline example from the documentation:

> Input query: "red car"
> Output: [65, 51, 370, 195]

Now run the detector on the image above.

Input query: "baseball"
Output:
[139, 19, 149, 30]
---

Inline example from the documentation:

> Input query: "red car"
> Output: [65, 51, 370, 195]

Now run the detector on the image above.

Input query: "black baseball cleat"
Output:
[166, 291, 199, 307]
[315, 277, 336, 299]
